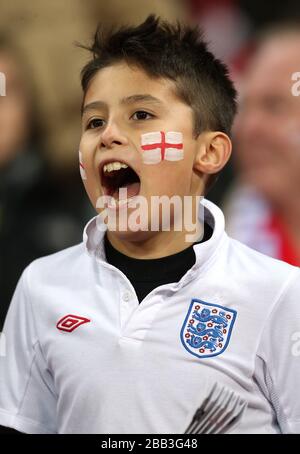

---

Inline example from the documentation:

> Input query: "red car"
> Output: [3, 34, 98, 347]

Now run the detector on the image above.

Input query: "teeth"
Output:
[103, 162, 129, 173]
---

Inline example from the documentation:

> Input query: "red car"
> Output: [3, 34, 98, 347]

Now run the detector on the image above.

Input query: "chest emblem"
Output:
[56, 314, 91, 332]
[180, 299, 237, 359]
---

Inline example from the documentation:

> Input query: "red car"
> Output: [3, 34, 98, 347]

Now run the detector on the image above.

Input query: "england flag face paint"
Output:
[79, 150, 87, 180]
[141, 131, 184, 164]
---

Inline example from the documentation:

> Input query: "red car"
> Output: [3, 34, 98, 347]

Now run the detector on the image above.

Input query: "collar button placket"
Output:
[120, 286, 138, 333]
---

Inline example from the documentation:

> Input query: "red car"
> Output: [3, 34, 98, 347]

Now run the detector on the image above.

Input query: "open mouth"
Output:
[101, 161, 141, 201]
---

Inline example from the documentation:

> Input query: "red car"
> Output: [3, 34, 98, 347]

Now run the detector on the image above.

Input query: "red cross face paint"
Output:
[79, 150, 87, 180]
[141, 131, 184, 164]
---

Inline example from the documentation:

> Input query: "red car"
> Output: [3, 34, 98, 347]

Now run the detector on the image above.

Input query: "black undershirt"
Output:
[104, 223, 213, 303]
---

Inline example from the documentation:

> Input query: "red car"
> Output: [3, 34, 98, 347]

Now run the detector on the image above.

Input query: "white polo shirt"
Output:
[0, 199, 300, 434]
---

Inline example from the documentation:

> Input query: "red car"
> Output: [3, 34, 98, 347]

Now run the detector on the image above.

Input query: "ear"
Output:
[193, 131, 232, 175]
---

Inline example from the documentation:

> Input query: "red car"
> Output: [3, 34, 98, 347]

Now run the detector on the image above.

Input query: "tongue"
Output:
[113, 182, 140, 200]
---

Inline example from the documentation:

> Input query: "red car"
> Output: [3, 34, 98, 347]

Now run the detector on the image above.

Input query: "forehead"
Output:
[83, 62, 180, 108]
[244, 37, 300, 97]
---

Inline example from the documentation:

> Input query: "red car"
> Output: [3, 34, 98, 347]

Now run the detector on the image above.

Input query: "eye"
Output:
[131, 110, 154, 121]
[86, 118, 105, 129]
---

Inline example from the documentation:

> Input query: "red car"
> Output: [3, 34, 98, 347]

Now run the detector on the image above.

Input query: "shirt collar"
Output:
[82, 198, 227, 272]
[191, 198, 227, 274]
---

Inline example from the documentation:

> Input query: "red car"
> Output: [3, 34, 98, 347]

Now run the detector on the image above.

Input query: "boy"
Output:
[0, 15, 299, 434]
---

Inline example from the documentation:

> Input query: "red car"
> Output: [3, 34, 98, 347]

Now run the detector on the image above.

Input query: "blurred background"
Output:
[1, 0, 300, 328]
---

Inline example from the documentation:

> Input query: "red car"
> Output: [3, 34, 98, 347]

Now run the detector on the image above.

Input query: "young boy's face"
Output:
[79, 62, 208, 239]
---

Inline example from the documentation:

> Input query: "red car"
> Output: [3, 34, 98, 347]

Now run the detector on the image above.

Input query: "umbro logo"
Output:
[56, 314, 91, 332]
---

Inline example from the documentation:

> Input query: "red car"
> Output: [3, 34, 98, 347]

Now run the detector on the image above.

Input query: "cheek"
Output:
[140, 131, 184, 164]
[78, 144, 101, 209]
[139, 130, 194, 194]
[78, 133, 98, 181]
[143, 159, 192, 196]
[82, 176, 102, 211]
[78, 150, 87, 181]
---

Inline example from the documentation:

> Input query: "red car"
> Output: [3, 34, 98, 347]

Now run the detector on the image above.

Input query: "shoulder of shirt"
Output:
[225, 235, 300, 298]
[23, 241, 90, 281]
[227, 235, 298, 273]
[19, 228, 300, 301]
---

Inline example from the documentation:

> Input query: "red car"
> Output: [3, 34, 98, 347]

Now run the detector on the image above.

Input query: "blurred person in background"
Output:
[223, 24, 300, 266]
[0, 33, 92, 329]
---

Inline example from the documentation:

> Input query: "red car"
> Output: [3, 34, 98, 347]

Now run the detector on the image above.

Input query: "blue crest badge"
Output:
[180, 299, 237, 359]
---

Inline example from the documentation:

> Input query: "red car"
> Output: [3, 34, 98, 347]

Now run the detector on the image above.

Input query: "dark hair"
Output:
[79, 15, 237, 191]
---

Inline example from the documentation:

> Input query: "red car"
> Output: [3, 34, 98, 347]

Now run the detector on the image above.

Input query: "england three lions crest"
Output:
[180, 299, 237, 359]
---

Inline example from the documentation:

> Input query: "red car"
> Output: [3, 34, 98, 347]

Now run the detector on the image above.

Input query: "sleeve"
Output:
[255, 267, 300, 434]
[0, 266, 57, 434]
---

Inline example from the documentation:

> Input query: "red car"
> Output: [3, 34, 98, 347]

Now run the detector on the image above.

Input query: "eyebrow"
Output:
[81, 94, 163, 116]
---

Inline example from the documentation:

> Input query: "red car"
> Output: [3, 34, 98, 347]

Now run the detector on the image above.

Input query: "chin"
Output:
[107, 227, 156, 243]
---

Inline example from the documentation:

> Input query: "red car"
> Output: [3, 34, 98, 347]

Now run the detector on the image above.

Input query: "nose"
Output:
[100, 121, 128, 149]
